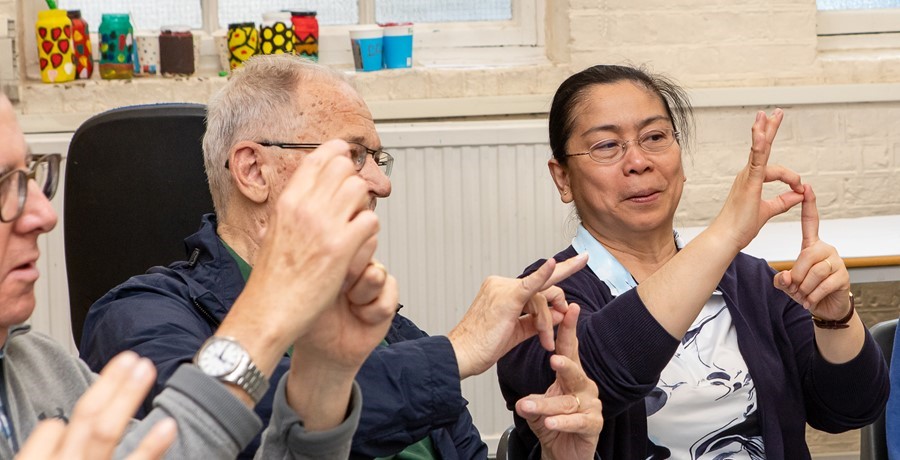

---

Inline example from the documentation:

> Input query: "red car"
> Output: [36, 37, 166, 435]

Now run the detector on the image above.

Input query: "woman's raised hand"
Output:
[709, 109, 805, 252]
[774, 185, 852, 321]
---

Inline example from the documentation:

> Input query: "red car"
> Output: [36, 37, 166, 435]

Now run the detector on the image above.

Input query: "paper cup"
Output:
[382, 24, 412, 69]
[349, 27, 383, 72]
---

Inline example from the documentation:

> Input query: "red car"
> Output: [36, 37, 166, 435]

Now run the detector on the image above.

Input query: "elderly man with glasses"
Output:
[80, 54, 604, 460]
[0, 90, 405, 458]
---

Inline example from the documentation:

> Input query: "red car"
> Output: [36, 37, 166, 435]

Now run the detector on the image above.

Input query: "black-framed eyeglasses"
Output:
[0, 153, 61, 223]
[226, 141, 394, 177]
[566, 128, 680, 164]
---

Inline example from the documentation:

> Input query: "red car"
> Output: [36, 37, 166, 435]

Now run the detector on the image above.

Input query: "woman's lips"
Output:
[626, 190, 661, 203]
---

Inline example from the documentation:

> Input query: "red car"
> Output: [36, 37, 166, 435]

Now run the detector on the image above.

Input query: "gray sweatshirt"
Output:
[0, 326, 359, 459]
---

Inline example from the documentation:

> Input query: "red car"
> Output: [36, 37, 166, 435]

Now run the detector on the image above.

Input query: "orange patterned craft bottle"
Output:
[35, 9, 76, 83]
[227, 22, 258, 70]
[259, 12, 294, 55]
[290, 11, 318, 61]
[67, 10, 93, 79]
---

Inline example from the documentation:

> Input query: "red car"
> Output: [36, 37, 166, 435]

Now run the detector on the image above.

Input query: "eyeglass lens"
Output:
[0, 155, 60, 223]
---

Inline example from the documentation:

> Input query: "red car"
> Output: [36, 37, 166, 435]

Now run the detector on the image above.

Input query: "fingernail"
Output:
[546, 418, 558, 429]
[756, 112, 763, 122]
[522, 401, 536, 412]
[132, 358, 152, 381]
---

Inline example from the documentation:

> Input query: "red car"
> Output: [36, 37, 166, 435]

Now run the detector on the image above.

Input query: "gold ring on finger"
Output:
[824, 258, 833, 274]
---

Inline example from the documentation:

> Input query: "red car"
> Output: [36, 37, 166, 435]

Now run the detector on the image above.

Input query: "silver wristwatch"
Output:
[194, 336, 270, 404]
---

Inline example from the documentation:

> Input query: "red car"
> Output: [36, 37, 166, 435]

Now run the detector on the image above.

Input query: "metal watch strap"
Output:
[234, 361, 269, 404]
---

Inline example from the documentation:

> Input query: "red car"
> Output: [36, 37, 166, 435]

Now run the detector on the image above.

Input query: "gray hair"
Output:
[202, 54, 351, 219]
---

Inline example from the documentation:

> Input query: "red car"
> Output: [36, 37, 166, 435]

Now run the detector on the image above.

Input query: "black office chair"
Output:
[64, 103, 213, 348]
[496, 424, 529, 460]
[860, 318, 897, 460]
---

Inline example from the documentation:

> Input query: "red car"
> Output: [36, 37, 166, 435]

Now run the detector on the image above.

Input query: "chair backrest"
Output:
[495, 424, 528, 460]
[860, 318, 897, 460]
[64, 103, 213, 348]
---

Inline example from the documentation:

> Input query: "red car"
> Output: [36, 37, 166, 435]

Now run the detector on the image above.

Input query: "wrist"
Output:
[447, 332, 474, 380]
[811, 292, 856, 329]
[286, 358, 356, 431]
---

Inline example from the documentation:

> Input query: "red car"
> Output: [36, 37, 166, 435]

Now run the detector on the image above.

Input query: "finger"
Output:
[760, 188, 804, 222]
[541, 286, 569, 315]
[287, 139, 354, 198]
[788, 243, 833, 295]
[747, 111, 776, 174]
[125, 418, 177, 460]
[800, 184, 820, 249]
[342, 211, 382, 268]
[540, 253, 588, 291]
[764, 108, 784, 143]
[330, 174, 372, 222]
[344, 235, 378, 292]
[519, 258, 556, 298]
[544, 410, 604, 435]
[554, 303, 581, 362]
[796, 258, 837, 299]
[516, 394, 580, 418]
[805, 272, 850, 307]
[524, 293, 555, 352]
[83, 358, 157, 460]
[62, 352, 145, 458]
[346, 259, 388, 305]
[773, 270, 793, 296]
[17, 418, 66, 459]
[763, 164, 803, 194]
[550, 354, 595, 396]
[349, 274, 399, 325]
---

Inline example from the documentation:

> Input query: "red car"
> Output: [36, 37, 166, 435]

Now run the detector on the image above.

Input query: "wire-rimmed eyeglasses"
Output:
[566, 128, 680, 164]
[0, 153, 61, 223]
[226, 141, 394, 177]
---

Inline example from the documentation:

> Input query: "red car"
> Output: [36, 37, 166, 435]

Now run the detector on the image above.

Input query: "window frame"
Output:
[817, 7, 900, 36]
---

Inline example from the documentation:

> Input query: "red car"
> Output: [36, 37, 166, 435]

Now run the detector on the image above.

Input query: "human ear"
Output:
[548, 158, 574, 204]
[229, 142, 270, 204]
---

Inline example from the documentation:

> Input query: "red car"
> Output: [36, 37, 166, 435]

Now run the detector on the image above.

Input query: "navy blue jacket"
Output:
[81, 214, 487, 460]
[498, 246, 889, 460]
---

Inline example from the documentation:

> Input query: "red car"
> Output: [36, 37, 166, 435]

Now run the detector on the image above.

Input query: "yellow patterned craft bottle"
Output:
[259, 12, 294, 55]
[227, 22, 258, 70]
[35, 9, 76, 83]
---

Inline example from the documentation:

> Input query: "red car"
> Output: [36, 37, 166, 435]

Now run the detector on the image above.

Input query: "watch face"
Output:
[197, 339, 243, 377]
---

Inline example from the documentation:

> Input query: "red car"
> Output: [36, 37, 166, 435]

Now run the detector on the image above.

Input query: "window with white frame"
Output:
[52, 0, 541, 68]
[817, 0, 900, 36]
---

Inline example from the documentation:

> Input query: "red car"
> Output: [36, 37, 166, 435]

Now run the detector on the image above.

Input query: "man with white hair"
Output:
[82, 54, 603, 460]
[0, 88, 400, 458]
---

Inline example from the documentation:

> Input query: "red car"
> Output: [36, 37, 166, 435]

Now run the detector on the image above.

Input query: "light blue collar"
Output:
[572, 224, 685, 296]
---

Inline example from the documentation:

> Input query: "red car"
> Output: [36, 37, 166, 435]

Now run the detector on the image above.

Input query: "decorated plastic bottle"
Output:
[67, 10, 93, 79]
[290, 11, 318, 61]
[227, 22, 258, 70]
[98, 14, 134, 79]
[259, 12, 294, 55]
[35, 9, 76, 83]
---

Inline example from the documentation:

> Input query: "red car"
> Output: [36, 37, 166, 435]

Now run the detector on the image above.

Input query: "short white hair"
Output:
[202, 54, 351, 219]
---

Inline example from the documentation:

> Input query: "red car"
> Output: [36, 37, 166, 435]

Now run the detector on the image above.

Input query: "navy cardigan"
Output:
[498, 245, 889, 460]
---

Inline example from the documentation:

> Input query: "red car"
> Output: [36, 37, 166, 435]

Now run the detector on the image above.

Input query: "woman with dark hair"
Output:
[497, 65, 888, 459]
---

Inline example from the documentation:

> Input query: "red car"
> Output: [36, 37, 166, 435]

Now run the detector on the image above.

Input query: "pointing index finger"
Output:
[800, 184, 820, 248]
